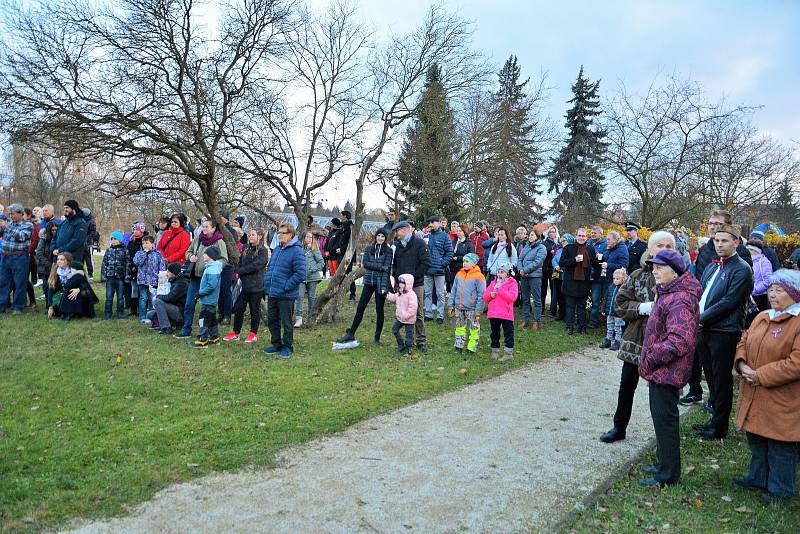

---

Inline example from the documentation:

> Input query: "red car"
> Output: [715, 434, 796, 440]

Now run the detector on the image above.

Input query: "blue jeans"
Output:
[745, 432, 799, 497]
[0, 253, 30, 312]
[181, 277, 201, 334]
[589, 280, 607, 326]
[217, 265, 233, 317]
[137, 284, 152, 321]
[520, 276, 543, 323]
[104, 278, 125, 318]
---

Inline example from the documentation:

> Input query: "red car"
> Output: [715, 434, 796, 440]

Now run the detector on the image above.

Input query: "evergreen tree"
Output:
[548, 66, 607, 228]
[481, 55, 544, 226]
[397, 64, 461, 220]
[772, 177, 800, 233]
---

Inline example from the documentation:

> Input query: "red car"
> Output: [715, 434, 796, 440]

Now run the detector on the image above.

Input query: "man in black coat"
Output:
[691, 224, 754, 440]
[392, 221, 432, 351]
[152, 263, 189, 334]
[338, 210, 356, 301]
[693, 210, 752, 280]
[624, 222, 648, 273]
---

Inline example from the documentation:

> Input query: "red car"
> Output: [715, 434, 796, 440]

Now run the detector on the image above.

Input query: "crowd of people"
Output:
[1, 201, 798, 504]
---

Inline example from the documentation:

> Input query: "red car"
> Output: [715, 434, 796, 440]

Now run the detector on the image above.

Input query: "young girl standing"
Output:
[483, 261, 519, 361]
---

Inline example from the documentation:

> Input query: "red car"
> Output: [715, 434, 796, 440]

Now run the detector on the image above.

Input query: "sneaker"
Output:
[140, 319, 149, 325]
[264, 345, 281, 355]
[402, 348, 412, 357]
[208, 337, 221, 345]
[454, 347, 463, 354]
[244, 332, 258, 343]
[174, 330, 192, 339]
[436, 318, 444, 325]
[610, 340, 621, 351]
[599, 338, 612, 349]
[703, 402, 714, 414]
[416, 344, 427, 353]
[159, 328, 173, 335]
[336, 333, 355, 343]
[223, 332, 240, 342]
[424, 317, 433, 322]
[192, 339, 209, 349]
[679, 393, 703, 406]
[279, 347, 293, 358]
[294, 316, 303, 328]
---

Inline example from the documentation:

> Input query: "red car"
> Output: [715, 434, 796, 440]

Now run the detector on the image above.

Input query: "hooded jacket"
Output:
[198, 260, 223, 305]
[483, 276, 519, 321]
[468, 229, 490, 268]
[750, 253, 773, 297]
[159, 274, 188, 309]
[425, 228, 454, 276]
[601, 242, 629, 284]
[638, 270, 703, 388]
[449, 264, 486, 313]
[385, 274, 418, 324]
[133, 248, 166, 286]
[235, 244, 269, 293]
[303, 247, 326, 283]
[51, 209, 88, 262]
[263, 236, 306, 299]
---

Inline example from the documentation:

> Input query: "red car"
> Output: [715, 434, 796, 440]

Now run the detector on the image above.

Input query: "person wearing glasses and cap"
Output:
[624, 222, 648, 274]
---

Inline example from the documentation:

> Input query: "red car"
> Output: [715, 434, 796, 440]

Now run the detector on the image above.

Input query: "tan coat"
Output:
[734, 311, 800, 442]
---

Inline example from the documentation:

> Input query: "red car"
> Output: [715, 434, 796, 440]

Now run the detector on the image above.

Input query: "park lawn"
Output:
[0, 283, 598, 533]
[569, 406, 800, 533]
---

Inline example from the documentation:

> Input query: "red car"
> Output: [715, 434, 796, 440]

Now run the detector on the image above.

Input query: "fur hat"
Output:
[716, 223, 741, 240]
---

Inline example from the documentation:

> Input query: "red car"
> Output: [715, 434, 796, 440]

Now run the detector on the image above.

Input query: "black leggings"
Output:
[489, 318, 514, 348]
[348, 284, 386, 341]
[233, 290, 264, 335]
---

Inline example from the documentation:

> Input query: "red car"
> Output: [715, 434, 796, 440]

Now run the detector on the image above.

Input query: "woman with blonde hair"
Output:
[48, 251, 98, 320]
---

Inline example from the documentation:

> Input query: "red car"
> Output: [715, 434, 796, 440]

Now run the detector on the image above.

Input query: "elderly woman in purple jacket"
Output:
[638, 249, 702, 487]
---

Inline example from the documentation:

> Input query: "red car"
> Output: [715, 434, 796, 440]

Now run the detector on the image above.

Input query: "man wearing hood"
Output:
[262, 223, 306, 358]
[50, 200, 88, 264]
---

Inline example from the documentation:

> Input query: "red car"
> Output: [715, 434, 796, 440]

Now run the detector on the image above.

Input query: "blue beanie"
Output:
[110, 231, 124, 242]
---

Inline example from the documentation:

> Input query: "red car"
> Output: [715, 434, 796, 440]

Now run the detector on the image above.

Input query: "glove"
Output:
[638, 301, 653, 316]
[448, 307, 455, 317]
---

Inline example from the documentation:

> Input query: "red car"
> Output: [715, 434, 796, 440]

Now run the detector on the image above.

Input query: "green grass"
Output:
[0, 281, 597, 533]
[569, 407, 800, 533]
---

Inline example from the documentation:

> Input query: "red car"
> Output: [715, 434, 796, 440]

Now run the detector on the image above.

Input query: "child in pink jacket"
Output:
[386, 274, 418, 356]
[483, 262, 519, 361]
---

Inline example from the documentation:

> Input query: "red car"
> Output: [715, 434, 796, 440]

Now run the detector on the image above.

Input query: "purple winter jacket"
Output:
[751, 253, 773, 297]
[639, 270, 702, 388]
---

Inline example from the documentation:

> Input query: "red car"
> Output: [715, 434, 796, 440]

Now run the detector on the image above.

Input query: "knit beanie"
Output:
[131, 221, 146, 233]
[64, 199, 80, 212]
[110, 231, 124, 242]
[497, 261, 513, 274]
[770, 269, 800, 303]
[562, 233, 575, 245]
[463, 253, 479, 266]
[234, 215, 245, 227]
[204, 246, 221, 261]
[167, 262, 182, 276]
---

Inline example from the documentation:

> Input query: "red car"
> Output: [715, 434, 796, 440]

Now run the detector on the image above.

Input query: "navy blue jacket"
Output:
[426, 229, 453, 276]
[601, 243, 629, 283]
[263, 237, 306, 299]
[51, 211, 88, 262]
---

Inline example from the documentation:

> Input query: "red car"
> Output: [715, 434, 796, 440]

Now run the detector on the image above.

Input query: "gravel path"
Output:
[66, 346, 671, 534]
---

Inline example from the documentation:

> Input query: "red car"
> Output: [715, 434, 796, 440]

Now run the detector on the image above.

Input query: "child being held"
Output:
[386, 274, 418, 356]
[599, 268, 627, 350]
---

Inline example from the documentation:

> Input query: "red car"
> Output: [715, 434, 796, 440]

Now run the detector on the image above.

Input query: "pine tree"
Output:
[772, 177, 800, 233]
[480, 55, 544, 226]
[548, 66, 607, 228]
[397, 64, 461, 220]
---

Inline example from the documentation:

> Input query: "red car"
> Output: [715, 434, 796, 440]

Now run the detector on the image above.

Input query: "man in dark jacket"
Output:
[423, 215, 454, 323]
[693, 210, 752, 279]
[380, 210, 396, 237]
[153, 263, 189, 334]
[325, 218, 343, 274]
[624, 222, 647, 274]
[82, 208, 98, 278]
[392, 221, 432, 351]
[51, 200, 88, 263]
[691, 224, 754, 440]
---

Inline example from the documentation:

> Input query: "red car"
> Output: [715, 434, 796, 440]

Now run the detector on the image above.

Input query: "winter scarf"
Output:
[199, 229, 224, 247]
[573, 243, 591, 281]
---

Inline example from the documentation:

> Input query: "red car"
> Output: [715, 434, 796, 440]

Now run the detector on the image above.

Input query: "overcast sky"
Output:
[321, 0, 800, 209]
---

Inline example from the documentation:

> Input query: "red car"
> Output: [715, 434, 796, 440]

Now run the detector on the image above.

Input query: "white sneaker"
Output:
[34, 280, 43, 287]
[294, 316, 303, 328]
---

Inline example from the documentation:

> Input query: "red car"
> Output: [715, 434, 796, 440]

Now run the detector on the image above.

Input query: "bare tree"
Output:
[0, 0, 294, 217]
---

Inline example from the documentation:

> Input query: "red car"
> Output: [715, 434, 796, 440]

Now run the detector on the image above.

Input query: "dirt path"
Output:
[66, 347, 673, 533]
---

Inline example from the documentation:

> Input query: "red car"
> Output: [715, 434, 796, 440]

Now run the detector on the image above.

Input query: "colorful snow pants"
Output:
[454, 309, 480, 352]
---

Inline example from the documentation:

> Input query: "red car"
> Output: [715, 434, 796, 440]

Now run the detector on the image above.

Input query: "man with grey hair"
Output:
[0, 204, 34, 313]
[39, 204, 61, 229]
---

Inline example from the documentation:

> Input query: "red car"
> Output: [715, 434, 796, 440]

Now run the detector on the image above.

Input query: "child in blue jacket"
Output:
[599, 268, 627, 350]
[193, 246, 223, 348]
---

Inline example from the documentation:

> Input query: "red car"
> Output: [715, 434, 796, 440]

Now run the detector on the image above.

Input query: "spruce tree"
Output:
[548, 66, 607, 228]
[480, 55, 544, 226]
[772, 177, 800, 233]
[397, 64, 461, 220]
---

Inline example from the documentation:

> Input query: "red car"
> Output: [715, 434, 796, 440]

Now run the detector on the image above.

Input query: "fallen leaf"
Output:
[710, 464, 720, 470]
[662, 524, 672, 530]
[597, 506, 607, 513]
[735, 506, 748, 513]
[694, 499, 703, 509]
[115, 354, 123, 365]
[684, 466, 696, 474]
[31, 405, 39, 411]
[187, 463, 200, 468]
[719, 518, 730, 523]
[721, 495, 732, 502]
[458, 368, 467, 374]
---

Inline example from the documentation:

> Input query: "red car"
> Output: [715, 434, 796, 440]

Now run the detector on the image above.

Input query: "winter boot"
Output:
[501, 347, 514, 362]
[531, 322, 540, 331]
[599, 338, 612, 349]
[491, 347, 500, 360]
[610, 340, 621, 351]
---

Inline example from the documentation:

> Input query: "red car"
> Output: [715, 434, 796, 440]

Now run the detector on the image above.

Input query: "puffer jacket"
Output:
[699, 254, 754, 332]
[638, 270, 702, 388]
[614, 253, 656, 366]
[602, 283, 622, 317]
[468, 230, 489, 268]
[483, 276, 519, 321]
[263, 236, 306, 299]
[157, 226, 191, 265]
[449, 264, 486, 313]
[133, 249, 166, 286]
[750, 253, 773, 297]
[101, 245, 129, 281]
[51, 210, 88, 262]
[303, 247, 325, 283]
[198, 260, 223, 305]
[426, 229, 454, 276]
[601, 243, 629, 283]
[386, 274, 418, 324]
[159, 274, 189, 309]
[517, 241, 546, 278]
[235, 244, 269, 293]
[362, 243, 393, 293]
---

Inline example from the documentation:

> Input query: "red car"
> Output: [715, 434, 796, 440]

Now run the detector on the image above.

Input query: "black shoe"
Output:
[396, 346, 407, 354]
[567, 328, 574, 335]
[372, 338, 381, 346]
[159, 328, 174, 335]
[691, 421, 712, 431]
[578, 327, 587, 334]
[610, 340, 621, 351]
[554, 316, 564, 321]
[733, 477, 765, 492]
[599, 338, 612, 349]
[762, 493, 791, 506]
[695, 429, 726, 440]
[174, 330, 192, 339]
[424, 317, 433, 322]
[416, 344, 427, 353]
[641, 465, 659, 474]
[454, 347, 463, 354]
[436, 318, 444, 325]
[639, 478, 671, 487]
[679, 393, 703, 406]
[600, 428, 626, 443]
[337, 333, 355, 343]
